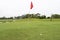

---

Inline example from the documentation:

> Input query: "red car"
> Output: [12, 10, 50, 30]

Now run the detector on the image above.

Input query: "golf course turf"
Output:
[0, 19, 60, 40]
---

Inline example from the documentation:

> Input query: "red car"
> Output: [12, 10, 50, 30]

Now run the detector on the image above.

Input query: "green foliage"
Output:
[40, 15, 46, 19]
[52, 14, 60, 18]
[21, 13, 46, 19]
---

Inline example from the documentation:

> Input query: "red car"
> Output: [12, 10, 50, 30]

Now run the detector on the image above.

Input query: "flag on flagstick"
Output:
[29, 1, 33, 18]
[30, 1, 33, 9]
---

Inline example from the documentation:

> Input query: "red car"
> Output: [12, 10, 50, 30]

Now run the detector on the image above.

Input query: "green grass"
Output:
[0, 19, 60, 40]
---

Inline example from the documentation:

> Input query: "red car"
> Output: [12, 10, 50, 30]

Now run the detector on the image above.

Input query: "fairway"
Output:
[0, 19, 60, 40]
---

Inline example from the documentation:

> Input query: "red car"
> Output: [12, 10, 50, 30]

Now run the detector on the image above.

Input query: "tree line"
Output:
[0, 13, 60, 19]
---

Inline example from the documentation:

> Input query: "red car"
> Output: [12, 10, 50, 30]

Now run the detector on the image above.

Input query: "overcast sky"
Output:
[0, 0, 60, 17]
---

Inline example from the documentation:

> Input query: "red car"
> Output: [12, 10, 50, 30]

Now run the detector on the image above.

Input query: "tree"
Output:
[15, 16, 21, 19]
[0, 16, 6, 19]
[40, 15, 46, 19]
[52, 14, 60, 18]
[35, 13, 40, 18]
[47, 17, 51, 19]
[25, 14, 31, 18]
[8, 17, 13, 19]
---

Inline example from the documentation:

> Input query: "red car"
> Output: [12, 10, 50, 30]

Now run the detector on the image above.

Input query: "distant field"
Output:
[0, 19, 60, 40]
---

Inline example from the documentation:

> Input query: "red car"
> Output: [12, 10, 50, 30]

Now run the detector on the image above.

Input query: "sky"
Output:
[0, 0, 60, 17]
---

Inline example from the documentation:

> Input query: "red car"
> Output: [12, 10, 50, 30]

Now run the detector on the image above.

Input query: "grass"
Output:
[0, 19, 60, 40]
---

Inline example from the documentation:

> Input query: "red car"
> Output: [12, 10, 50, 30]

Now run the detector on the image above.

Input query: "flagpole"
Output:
[50, 13, 53, 21]
[29, 1, 33, 18]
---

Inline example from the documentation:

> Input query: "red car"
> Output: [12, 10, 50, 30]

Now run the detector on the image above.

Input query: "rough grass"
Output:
[0, 19, 60, 40]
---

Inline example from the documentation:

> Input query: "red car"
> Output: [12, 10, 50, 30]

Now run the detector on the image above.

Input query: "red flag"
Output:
[30, 2, 33, 9]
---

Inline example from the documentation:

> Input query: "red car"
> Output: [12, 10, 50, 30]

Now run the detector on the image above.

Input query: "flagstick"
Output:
[27, 1, 33, 21]
[50, 14, 52, 21]
[28, 1, 33, 19]
[29, 9, 30, 18]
